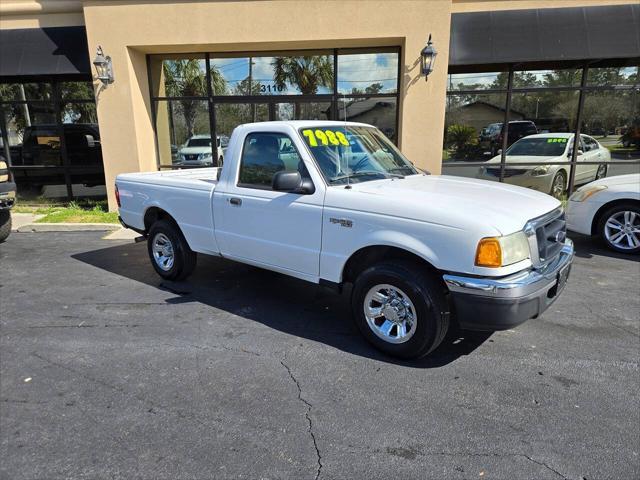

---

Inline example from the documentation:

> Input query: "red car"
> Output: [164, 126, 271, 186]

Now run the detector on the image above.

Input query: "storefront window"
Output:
[150, 48, 401, 169]
[338, 52, 398, 94]
[209, 57, 251, 95]
[447, 72, 505, 91]
[587, 66, 639, 86]
[0, 83, 52, 102]
[337, 97, 398, 143]
[252, 54, 334, 95]
[149, 55, 208, 98]
[155, 99, 211, 168]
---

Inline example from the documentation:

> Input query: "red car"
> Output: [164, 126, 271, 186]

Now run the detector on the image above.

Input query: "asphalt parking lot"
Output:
[1, 231, 638, 480]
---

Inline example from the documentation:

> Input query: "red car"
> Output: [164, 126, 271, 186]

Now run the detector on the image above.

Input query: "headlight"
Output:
[531, 165, 551, 176]
[198, 153, 211, 160]
[570, 185, 607, 202]
[475, 231, 530, 268]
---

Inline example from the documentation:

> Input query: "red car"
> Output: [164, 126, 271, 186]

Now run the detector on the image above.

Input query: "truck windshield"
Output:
[299, 126, 417, 185]
[506, 137, 569, 156]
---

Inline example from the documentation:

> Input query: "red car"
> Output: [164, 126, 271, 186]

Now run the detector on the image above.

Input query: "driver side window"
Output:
[238, 132, 305, 190]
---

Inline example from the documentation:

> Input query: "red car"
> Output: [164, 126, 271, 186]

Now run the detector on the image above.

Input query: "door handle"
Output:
[229, 197, 242, 206]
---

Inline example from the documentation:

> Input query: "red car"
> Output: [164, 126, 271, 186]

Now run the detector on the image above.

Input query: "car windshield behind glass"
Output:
[299, 126, 417, 185]
[506, 137, 569, 157]
[187, 138, 211, 147]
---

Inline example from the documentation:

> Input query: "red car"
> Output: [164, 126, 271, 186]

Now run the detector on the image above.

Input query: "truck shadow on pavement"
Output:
[72, 241, 492, 368]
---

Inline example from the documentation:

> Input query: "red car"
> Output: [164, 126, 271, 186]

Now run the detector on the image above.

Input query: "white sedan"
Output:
[478, 133, 610, 199]
[567, 174, 640, 254]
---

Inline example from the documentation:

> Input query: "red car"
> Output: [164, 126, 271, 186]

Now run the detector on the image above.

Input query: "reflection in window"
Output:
[209, 57, 251, 95]
[512, 69, 582, 89]
[149, 55, 208, 98]
[335, 97, 397, 143]
[338, 52, 398, 94]
[444, 93, 507, 162]
[447, 72, 506, 91]
[587, 66, 639, 86]
[60, 82, 95, 100]
[62, 102, 98, 124]
[510, 91, 579, 133]
[155, 100, 211, 167]
[215, 103, 269, 139]
[0, 83, 52, 102]
[582, 89, 640, 156]
[252, 55, 334, 95]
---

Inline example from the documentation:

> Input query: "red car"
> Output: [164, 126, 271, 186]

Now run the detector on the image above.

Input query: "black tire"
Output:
[147, 219, 197, 280]
[597, 203, 640, 254]
[550, 170, 567, 199]
[351, 260, 450, 359]
[218, 156, 224, 167]
[0, 210, 11, 243]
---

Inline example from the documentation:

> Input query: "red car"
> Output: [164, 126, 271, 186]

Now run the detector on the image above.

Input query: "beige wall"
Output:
[0, 1, 84, 28]
[80, 0, 453, 209]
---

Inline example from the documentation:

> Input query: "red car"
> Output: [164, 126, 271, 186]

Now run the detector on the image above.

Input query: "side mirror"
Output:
[497, 149, 502, 155]
[272, 171, 315, 194]
[577, 150, 584, 156]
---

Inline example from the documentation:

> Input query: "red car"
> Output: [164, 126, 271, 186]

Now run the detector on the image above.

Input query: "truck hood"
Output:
[334, 174, 560, 235]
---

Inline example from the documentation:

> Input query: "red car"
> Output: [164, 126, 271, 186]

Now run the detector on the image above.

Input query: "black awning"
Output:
[0, 26, 91, 79]
[449, 4, 640, 69]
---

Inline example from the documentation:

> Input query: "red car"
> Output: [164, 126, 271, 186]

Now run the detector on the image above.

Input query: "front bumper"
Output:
[478, 170, 554, 192]
[443, 239, 574, 331]
[0, 181, 16, 210]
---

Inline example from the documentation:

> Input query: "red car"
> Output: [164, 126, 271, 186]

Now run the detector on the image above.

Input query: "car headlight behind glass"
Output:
[475, 231, 530, 268]
[531, 165, 551, 176]
[198, 153, 212, 160]
[570, 185, 607, 202]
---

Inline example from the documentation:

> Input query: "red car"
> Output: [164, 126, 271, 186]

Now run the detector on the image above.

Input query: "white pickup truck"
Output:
[117, 121, 574, 358]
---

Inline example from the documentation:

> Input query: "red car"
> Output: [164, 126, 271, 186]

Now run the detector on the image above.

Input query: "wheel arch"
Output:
[341, 244, 441, 285]
[591, 198, 640, 235]
[142, 206, 195, 249]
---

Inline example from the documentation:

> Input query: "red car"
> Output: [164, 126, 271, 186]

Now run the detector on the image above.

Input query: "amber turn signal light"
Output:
[475, 237, 502, 267]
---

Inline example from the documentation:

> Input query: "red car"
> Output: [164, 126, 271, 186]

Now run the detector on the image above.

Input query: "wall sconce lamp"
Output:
[92, 46, 114, 86]
[420, 34, 437, 81]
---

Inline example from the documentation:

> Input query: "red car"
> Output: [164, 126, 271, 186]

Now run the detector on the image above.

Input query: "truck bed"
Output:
[117, 167, 220, 192]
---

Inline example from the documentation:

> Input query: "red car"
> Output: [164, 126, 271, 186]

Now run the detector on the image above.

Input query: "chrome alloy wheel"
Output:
[363, 284, 417, 344]
[551, 173, 566, 199]
[604, 211, 640, 250]
[152, 232, 175, 271]
[595, 164, 607, 180]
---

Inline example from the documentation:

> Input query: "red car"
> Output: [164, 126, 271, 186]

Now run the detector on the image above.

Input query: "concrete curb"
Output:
[16, 223, 122, 233]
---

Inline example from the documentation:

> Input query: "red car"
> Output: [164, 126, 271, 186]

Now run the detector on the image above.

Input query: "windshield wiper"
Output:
[329, 171, 404, 184]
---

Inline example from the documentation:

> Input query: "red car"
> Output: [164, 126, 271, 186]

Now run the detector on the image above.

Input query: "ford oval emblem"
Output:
[555, 231, 567, 243]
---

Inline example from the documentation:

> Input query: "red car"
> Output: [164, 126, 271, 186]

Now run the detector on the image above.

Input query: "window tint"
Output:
[581, 135, 598, 151]
[238, 132, 305, 189]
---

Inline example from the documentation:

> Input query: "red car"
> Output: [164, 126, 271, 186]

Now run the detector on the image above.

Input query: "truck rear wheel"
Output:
[147, 219, 197, 280]
[351, 260, 450, 359]
[0, 210, 11, 243]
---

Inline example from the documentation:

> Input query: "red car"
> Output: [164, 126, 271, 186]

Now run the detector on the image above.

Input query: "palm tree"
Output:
[163, 59, 226, 138]
[271, 56, 333, 117]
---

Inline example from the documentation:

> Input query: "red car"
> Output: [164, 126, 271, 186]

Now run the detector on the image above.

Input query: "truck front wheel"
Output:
[0, 210, 11, 243]
[351, 260, 450, 359]
[147, 219, 197, 280]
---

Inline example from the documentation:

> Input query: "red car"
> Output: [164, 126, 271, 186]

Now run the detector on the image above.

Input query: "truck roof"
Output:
[236, 120, 374, 129]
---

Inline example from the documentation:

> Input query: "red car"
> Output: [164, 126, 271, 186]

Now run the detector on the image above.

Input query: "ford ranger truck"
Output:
[117, 121, 574, 359]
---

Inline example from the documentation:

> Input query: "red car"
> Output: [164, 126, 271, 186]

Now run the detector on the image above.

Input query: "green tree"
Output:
[163, 59, 226, 137]
[272, 56, 333, 117]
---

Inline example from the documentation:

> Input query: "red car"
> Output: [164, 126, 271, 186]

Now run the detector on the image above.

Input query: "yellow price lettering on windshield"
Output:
[547, 138, 568, 143]
[302, 129, 350, 147]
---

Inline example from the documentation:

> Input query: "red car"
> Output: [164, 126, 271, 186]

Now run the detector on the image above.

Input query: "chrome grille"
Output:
[525, 208, 566, 267]
[485, 167, 528, 178]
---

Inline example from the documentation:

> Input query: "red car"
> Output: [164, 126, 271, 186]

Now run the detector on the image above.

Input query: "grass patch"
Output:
[18, 200, 119, 224]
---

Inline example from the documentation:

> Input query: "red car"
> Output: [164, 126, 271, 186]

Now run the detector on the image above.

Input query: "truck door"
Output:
[214, 131, 323, 278]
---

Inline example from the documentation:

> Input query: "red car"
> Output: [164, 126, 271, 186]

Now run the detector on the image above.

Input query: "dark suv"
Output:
[0, 154, 16, 242]
[481, 120, 538, 156]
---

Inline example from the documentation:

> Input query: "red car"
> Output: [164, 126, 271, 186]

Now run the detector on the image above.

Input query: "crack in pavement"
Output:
[280, 355, 323, 480]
